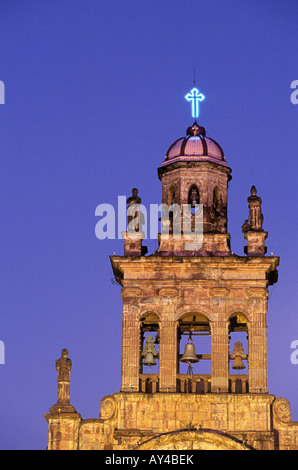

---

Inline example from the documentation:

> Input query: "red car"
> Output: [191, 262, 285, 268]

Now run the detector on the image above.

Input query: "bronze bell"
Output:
[143, 351, 157, 367]
[181, 335, 199, 364]
[141, 335, 158, 368]
[230, 341, 246, 370]
[232, 355, 245, 370]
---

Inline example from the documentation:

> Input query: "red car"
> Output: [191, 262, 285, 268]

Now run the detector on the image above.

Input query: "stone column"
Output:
[248, 292, 268, 393]
[211, 320, 229, 392]
[159, 288, 179, 392]
[159, 319, 177, 392]
[120, 295, 140, 392]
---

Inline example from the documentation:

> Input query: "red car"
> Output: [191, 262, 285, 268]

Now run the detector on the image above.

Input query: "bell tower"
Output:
[112, 115, 278, 399]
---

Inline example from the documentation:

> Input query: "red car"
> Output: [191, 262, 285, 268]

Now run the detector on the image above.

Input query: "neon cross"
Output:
[185, 87, 205, 119]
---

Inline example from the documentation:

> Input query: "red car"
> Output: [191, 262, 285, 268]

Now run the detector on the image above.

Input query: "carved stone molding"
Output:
[121, 287, 143, 299]
[248, 287, 268, 299]
[209, 287, 230, 298]
[159, 288, 179, 298]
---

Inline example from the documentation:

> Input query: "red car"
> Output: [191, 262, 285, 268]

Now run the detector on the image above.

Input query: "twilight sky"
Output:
[0, 0, 298, 450]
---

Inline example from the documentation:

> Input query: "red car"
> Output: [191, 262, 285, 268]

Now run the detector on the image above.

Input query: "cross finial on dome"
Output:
[185, 86, 205, 120]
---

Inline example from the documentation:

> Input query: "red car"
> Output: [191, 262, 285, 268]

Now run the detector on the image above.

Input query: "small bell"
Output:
[141, 335, 158, 368]
[230, 341, 246, 370]
[232, 355, 245, 370]
[180, 334, 199, 364]
[143, 352, 156, 367]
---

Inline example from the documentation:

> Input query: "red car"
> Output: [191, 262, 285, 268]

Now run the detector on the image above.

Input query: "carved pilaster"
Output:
[159, 288, 179, 392]
[121, 302, 140, 392]
[248, 293, 268, 393]
[210, 320, 229, 392]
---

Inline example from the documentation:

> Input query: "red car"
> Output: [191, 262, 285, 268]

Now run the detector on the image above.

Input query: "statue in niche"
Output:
[56, 349, 72, 404]
[213, 186, 223, 214]
[189, 187, 200, 208]
[187, 187, 200, 233]
[167, 188, 176, 233]
[210, 186, 227, 233]
[127, 188, 142, 233]
[242, 185, 263, 232]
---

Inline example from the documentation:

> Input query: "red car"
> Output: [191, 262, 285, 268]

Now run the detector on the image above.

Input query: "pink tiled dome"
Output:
[164, 122, 226, 166]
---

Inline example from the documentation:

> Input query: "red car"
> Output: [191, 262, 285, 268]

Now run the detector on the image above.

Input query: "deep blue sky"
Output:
[0, 0, 297, 450]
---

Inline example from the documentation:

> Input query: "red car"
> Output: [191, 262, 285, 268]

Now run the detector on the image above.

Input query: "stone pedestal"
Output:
[244, 231, 268, 256]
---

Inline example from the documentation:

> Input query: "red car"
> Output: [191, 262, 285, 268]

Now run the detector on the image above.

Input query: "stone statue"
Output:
[127, 188, 142, 233]
[127, 187, 141, 207]
[189, 187, 200, 208]
[247, 185, 264, 231]
[213, 186, 222, 214]
[56, 348, 72, 404]
[48, 348, 76, 414]
[209, 187, 227, 233]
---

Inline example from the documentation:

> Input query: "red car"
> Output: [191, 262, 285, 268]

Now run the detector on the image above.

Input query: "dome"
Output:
[163, 122, 226, 167]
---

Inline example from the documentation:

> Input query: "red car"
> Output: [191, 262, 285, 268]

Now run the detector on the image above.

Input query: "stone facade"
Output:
[45, 121, 298, 450]
[44, 393, 298, 450]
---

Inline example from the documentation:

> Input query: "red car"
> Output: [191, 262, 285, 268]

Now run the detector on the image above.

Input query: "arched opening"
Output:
[139, 312, 160, 392]
[188, 185, 200, 215]
[228, 313, 249, 393]
[177, 313, 211, 393]
[167, 187, 176, 234]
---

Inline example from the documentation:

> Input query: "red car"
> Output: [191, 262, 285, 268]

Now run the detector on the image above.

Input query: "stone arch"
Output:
[226, 305, 251, 322]
[175, 305, 213, 323]
[134, 429, 253, 450]
[137, 307, 161, 322]
[180, 180, 203, 206]
[227, 310, 250, 335]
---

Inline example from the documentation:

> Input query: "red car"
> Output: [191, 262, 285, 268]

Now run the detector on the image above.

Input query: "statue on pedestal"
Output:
[49, 348, 76, 413]
[242, 186, 264, 233]
[127, 188, 143, 233]
[56, 349, 72, 404]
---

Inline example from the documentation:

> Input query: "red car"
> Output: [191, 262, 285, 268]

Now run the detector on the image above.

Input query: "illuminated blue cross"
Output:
[185, 87, 205, 119]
